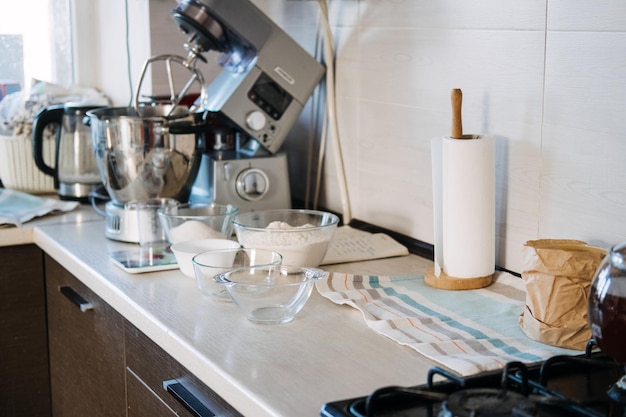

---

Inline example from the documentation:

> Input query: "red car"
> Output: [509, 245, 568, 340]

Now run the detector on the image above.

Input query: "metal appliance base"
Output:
[104, 202, 140, 243]
[190, 152, 291, 212]
[59, 182, 102, 202]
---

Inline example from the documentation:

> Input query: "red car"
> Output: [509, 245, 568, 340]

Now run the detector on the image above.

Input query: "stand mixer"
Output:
[171, 0, 325, 212]
[89, 0, 325, 242]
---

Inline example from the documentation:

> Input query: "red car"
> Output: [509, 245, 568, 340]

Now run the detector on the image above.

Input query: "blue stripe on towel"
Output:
[367, 276, 545, 363]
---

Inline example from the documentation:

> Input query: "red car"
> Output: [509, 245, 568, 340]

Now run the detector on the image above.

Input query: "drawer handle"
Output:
[163, 379, 216, 417]
[59, 286, 94, 312]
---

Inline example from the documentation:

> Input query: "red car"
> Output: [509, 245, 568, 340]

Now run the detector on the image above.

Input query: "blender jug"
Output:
[32, 103, 105, 201]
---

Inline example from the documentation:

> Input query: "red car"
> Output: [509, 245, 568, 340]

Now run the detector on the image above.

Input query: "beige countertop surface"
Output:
[1, 203, 438, 417]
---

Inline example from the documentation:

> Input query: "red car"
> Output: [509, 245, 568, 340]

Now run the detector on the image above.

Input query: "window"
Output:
[0, 0, 73, 96]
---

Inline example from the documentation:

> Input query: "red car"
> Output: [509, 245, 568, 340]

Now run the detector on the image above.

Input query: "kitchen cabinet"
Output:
[45, 254, 126, 417]
[125, 320, 242, 417]
[0, 244, 50, 417]
[44, 252, 240, 417]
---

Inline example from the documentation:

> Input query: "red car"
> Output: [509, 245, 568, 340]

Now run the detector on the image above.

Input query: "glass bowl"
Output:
[158, 202, 239, 244]
[232, 209, 339, 267]
[214, 264, 326, 324]
[192, 248, 283, 302]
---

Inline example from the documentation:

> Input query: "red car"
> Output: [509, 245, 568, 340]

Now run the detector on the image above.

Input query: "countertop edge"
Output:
[0, 226, 34, 247]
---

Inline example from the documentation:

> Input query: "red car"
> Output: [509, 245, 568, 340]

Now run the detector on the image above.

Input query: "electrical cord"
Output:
[313, 2, 330, 210]
[314, 96, 329, 209]
[316, 0, 352, 224]
[306, 15, 326, 210]
[124, 0, 133, 106]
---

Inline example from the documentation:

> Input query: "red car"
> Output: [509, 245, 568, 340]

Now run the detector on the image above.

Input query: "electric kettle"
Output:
[32, 103, 105, 201]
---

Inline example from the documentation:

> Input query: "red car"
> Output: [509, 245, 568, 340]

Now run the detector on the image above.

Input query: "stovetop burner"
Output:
[321, 341, 626, 417]
[440, 388, 537, 417]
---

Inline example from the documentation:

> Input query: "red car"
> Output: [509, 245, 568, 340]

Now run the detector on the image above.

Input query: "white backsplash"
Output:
[146, 0, 626, 274]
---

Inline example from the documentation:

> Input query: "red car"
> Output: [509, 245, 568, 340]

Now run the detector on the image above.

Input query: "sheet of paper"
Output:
[321, 226, 409, 265]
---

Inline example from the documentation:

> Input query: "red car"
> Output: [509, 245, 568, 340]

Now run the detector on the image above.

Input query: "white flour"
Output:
[169, 220, 227, 243]
[240, 221, 330, 267]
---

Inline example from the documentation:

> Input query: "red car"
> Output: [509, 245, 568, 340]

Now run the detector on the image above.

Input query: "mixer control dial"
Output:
[246, 111, 266, 131]
[236, 168, 269, 201]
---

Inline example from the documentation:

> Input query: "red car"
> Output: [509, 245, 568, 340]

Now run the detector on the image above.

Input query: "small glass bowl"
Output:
[214, 264, 326, 324]
[192, 248, 283, 302]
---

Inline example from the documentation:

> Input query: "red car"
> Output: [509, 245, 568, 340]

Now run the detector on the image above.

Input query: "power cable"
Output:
[316, 0, 352, 224]
[124, 0, 133, 106]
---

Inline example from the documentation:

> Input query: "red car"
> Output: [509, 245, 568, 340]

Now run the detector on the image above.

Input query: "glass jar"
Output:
[588, 241, 626, 363]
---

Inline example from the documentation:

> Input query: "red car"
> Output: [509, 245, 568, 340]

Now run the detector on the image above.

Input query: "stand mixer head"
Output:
[170, 0, 325, 155]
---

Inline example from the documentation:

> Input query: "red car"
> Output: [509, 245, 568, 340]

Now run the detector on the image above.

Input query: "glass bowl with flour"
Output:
[232, 209, 339, 267]
[158, 203, 239, 244]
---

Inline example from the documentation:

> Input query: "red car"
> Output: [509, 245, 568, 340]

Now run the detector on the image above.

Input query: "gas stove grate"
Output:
[321, 341, 626, 417]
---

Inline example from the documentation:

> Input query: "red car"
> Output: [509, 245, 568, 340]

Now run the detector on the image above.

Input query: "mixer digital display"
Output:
[248, 73, 293, 120]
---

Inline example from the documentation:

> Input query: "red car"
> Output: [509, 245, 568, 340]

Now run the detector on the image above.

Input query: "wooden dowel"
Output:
[451, 88, 463, 139]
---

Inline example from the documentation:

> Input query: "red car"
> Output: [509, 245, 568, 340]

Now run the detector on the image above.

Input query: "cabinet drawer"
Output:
[46, 255, 126, 417]
[125, 321, 242, 417]
[127, 369, 178, 417]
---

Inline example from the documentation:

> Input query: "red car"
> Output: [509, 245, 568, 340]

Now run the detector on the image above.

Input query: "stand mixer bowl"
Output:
[86, 106, 205, 205]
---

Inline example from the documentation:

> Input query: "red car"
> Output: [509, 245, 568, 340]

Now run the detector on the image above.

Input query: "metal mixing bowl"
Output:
[85, 106, 205, 205]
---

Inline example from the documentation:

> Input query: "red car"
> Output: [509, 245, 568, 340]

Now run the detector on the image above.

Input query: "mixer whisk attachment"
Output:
[134, 49, 207, 118]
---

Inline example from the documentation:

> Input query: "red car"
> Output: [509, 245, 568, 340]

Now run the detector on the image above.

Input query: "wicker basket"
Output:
[0, 124, 56, 194]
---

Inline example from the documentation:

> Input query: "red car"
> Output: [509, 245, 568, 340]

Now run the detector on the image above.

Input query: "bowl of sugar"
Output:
[158, 203, 239, 244]
[171, 238, 241, 277]
[232, 209, 339, 267]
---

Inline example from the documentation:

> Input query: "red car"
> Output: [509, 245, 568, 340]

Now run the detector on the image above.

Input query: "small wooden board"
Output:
[424, 267, 492, 290]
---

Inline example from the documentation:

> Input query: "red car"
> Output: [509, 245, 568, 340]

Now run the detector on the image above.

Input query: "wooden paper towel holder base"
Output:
[424, 267, 493, 290]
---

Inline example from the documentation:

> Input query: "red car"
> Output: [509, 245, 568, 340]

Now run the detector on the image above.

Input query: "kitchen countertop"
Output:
[1, 203, 439, 417]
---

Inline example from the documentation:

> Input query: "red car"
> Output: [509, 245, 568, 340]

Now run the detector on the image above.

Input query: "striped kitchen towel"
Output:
[316, 271, 580, 376]
[0, 188, 79, 226]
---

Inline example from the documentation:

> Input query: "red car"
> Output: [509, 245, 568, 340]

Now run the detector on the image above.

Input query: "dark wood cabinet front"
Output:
[0, 244, 50, 417]
[2, 248, 240, 417]
[45, 255, 126, 417]
[125, 321, 242, 417]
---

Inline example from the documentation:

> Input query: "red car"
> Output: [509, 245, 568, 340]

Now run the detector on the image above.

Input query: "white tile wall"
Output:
[147, 0, 626, 273]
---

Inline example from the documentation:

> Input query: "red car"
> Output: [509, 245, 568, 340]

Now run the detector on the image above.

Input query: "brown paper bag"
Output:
[518, 239, 606, 350]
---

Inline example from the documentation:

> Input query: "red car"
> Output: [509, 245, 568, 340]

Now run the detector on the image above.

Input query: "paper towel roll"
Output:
[431, 135, 495, 280]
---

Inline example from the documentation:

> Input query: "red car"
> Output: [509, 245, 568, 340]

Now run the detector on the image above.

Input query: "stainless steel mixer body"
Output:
[86, 106, 204, 206]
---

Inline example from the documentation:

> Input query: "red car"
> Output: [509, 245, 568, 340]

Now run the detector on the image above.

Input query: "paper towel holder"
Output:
[424, 88, 494, 290]
[424, 268, 493, 290]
